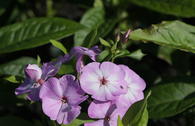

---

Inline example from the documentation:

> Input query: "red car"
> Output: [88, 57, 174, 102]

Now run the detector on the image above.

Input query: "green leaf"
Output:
[130, 21, 195, 53]
[0, 17, 85, 54]
[97, 49, 110, 62]
[0, 57, 36, 77]
[117, 116, 124, 126]
[37, 55, 41, 66]
[74, 7, 105, 46]
[148, 82, 195, 119]
[99, 37, 111, 47]
[50, 39, 67, 54]
[128, 0, 195, 17]
[62, 119, 92, 126]
[137, 107, 149, 126]
[0, 116, 34, 126]
[4, 75, 20, 83]
[122, 91, 151, 126]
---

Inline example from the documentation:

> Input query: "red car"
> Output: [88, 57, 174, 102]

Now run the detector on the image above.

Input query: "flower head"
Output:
[15, 62, 59, 101]
[39, 75, 87, 124]
[79, 62, 127, 101]
[85, 101, 126, 126]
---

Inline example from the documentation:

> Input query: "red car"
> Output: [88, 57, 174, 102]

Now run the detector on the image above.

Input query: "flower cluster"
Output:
[15, 46, 146, 125]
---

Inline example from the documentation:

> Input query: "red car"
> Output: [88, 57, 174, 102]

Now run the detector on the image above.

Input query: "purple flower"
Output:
[115, 65, 146, 109]
[85, 101, 126, 126]
[79, 62, 127, 101]
[62, 46, 100, 73]
[39, 75, 87, 125]
[15, 62, 59, 101]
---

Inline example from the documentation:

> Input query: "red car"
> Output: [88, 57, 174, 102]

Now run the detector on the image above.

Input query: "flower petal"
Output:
[39, 77, 63, 99]
[88, 100, 111, 119]
[25, 64, 42, 81]
[15, 78, 33, 95]
[57, 104, 81, 125]
[41, 97, 62, 120]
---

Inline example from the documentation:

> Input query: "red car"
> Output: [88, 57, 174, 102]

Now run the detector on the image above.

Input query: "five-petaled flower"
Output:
[79, 62, 128, 101]
[39, 75, 87, 124]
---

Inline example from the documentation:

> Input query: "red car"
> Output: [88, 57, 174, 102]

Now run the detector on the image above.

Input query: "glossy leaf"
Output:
[128, 0, 195, 17]
[122, 91, 151, 126]
[130, 21, 195, 53]
[74, 7, 105, 46]
[0, 57, 36, 77]
[0, 17, 85, 54]
[148, 82, 195, 119]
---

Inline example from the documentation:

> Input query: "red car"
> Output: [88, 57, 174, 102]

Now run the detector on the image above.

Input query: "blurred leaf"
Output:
[128, 49, 145, 60]
[94, 0, 103, 8]
[0, 17, 85, 54]
[99, 37, 111, 47]
[117, 116, 124, 126]
[122, 91, 151, 126]
[157, 46, 175, 64]
[83, 28, 98, 47]
[0, 116, 34, 126]
[0, 0, 11, 16]
[128, 0, 195, 17]
[74, 7, 105, 46]
[130, 21, 195, 53]
[4, 75, 20, 83]
[148, 82, 195, 119]
[137, 107, 149, 126]
[58, 64, 75, 75]
[50, 39, 67, 54]
[113, 49, 145, 60]
[37, 55, 41, 66]
[0, 57, 36, 77]
[97, 49, 110, 62]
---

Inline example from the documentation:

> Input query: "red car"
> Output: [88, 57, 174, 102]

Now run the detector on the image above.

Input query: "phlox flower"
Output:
[39, 75, 87, 125]
[85, 101, 126, 126]
[79, 62, 127, 101]
[15, 62, 59, 101]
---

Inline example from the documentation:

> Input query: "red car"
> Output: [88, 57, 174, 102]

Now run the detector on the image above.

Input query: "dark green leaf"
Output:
[122, 91, 151, 126]
[128, 0, 195, 17]
[0, 57, 36, 77]
[148, 82, 195, 119]
[0, 17, 85, 54]
[74, 7, 105, 46]
[97, 49, 110, 62]
[130, 21, 195, 53]
[62, 119, 92, 126]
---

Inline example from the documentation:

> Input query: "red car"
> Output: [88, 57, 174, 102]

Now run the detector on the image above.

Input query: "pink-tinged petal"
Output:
[60, 75, 88, 105]
[84, 120, 104, 126]
[100, 62, 124, 81]
[80, 62, 102, 94]
[25, 64, 42, 81]
[57, 104, 81, 124]
[88, 101, 111, 119]
[42, 97, 62, 120]
[119, 65, 146, 90]
[39, 77, 63, 99]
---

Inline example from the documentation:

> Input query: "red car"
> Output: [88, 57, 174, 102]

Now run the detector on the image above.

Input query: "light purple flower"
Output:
[115, 65, 146, 109]
[67, 46, 100, 73]
[15, 62, 59, 101]
[85, 101, 126, 126]
[39, 75, 87, 125]
[79, 62, 127, 101]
